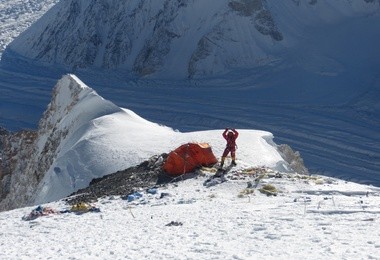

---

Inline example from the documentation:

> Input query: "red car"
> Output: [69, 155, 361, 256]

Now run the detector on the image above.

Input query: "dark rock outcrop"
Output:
[66, 154, 171, 205]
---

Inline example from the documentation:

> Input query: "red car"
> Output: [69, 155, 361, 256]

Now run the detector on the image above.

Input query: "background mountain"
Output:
[2, 0, 379, 78]
[3, 0, 285, 78]
[0, 0, 59, 58]
[0, 0, 379, 193]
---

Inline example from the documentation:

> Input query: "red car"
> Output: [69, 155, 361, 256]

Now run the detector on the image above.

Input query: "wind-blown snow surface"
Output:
[1, 172, 380, 259]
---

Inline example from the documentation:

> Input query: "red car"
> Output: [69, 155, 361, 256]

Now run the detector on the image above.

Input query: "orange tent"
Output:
[163, 143, 218, 176]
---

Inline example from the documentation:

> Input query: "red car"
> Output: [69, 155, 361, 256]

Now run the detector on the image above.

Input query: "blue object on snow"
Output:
[127, 192, 143, 202]
[147, 188, 157, 195]
[127, 195, 134, 202]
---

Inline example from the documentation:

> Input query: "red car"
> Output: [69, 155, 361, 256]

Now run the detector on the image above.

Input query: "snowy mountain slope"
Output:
[0, 74, 297, 211]
[1, 170, 379, 259]
[0, 0, 59, 58]
[3, 0, 379, 78]
[1, 0, 282, 78]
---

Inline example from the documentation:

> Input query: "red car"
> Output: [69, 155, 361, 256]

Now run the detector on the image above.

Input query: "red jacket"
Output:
[223, 129, 239, 150]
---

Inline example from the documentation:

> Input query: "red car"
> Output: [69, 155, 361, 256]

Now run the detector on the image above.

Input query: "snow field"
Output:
[1, 171, 379, 259]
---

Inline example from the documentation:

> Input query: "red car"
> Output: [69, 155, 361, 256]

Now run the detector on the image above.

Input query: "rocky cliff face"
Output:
[0, 128, 38, 210]
[4, 0, 377, 78]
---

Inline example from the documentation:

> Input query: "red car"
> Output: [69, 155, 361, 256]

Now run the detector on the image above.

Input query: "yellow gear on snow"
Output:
[71, 202, 91, 212]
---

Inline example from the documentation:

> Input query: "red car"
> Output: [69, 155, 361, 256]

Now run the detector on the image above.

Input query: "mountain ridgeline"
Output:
[0, 74, 305, 211]
[3, 0, 379, 78]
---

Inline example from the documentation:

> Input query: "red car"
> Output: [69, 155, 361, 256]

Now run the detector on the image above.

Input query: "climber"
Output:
[220, 128, 239, 168]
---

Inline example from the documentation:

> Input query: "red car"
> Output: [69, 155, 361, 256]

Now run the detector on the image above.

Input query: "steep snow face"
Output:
[3, 0, 378, 78]
[0, 74, 296, 210]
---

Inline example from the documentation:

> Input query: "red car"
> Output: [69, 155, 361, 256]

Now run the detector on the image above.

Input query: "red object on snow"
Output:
[163, 143, 218, 176]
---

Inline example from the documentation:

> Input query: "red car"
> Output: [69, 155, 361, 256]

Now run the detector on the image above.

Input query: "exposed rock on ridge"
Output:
[277, 144, 309, 175]
[0, 129, 37, 202]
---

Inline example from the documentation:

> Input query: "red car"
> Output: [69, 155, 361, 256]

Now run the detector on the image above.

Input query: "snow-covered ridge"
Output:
[3, 0, 379, 78]
[0, 74, 304, 211]
[0, 74, 119, 210]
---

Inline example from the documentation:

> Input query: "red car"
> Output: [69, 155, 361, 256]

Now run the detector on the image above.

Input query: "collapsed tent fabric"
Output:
[163, 143, 218, 176]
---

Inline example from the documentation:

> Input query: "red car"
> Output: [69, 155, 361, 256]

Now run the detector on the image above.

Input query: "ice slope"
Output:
[1, 170, 380, 259]
[5, 74, 288, 206]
